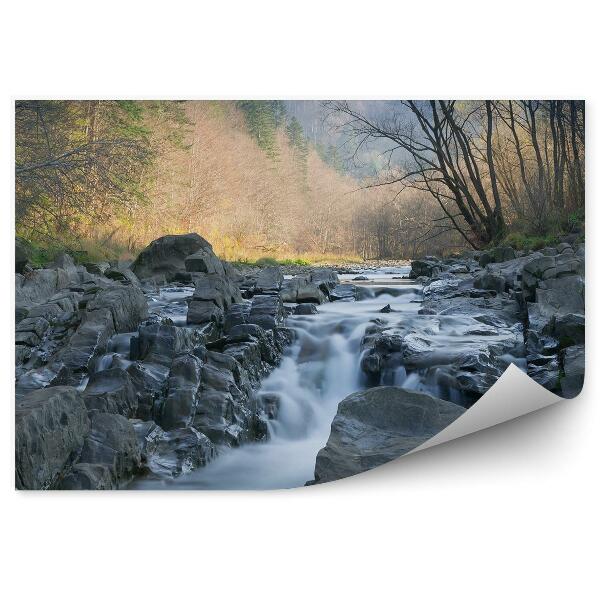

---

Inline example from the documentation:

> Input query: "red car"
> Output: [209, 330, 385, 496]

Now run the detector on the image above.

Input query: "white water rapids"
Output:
[123, 266, 524, 489]
[134, 267, 430, 489]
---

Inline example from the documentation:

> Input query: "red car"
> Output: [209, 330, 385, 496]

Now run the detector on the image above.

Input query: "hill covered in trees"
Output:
[15, 100, 584, 265]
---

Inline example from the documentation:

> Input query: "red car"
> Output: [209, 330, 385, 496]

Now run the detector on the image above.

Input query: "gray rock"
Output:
[104, 266, 141, 287]
[296, 282, 326, 304]
[294, 303, 318, 315]
[77, 412, 141, 487]
[86, 285, 148, 333]
[311, 387, 465, 484]
[184, 248, 225, 276]
[479, 246, 515, 267]
[255, 266, 283, 293]
[15, 386, 90, 489]
[83, 368, 138, 417]
[560, 345, 584, 398]
[473, 272, 506, 294]
[310, 268, 339, 294]
[83, 261, 111, 276]
[59, 463, 114, 490]
[132, 322, 203, 367]
[329, 284, 357, 302]
[160, 353, 203, 429]
[186, 272, 242, 325]
[133, 421, 216, 478]
[248, 295, 285, 330]
[131, 233, 212, 281]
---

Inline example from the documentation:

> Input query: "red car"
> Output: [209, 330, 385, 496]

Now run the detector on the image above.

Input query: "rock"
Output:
[311, 387, 465, 484]
[160, 354, 203, 429]
[15, 268, 70, 305]
[255, 266, 283, 294]
[473, 272, 506, 294]
[59, 463, 114, 490]
[83, 368, 138, 417]
[554, 313, 585, 348]
[478, 246, 515, 267]
[104, 267, 141, 287]
[186, 272, 242, 325]
[133, 421, 216, 478]
[184, 248, 225, 276]
[15, 386, 90, 489]
[353, 275, 369, 281]
[409, 258, 439, 278]
[294, 303, 318, 315]
[309, 268, 339, 294]
[560, 345, 584, 398]
[379, 304, 393, 313]
[223, 302, 251, 332]
[296, 282, 326, 304]
[16, 316, 50, 338]
[248, 295, 285, 330]
[131, 233, 212, 281]
[329, 284, 357, 302]
[132, 321, 203, 367]
[76, 412, 141, 487]
[52, 309, 114, 383]
[15, 237, 31, 273]
[86, 285, 148, 333]
[83, 261, 111, 275]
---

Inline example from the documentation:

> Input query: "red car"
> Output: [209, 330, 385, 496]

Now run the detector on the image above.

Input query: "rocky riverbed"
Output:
[14, 234, 585, 489]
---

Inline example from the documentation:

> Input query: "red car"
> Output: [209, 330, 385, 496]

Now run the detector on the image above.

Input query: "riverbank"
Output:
[15, 233, 584, 489]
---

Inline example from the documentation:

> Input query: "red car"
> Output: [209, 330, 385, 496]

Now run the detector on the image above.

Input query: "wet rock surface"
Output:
[15, 235, 584, 489]
[311, 387, 465, 484]
[15, 233, 294, 489]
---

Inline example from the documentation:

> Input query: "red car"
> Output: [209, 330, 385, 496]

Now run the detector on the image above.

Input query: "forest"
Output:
[15, 100, 584, 264]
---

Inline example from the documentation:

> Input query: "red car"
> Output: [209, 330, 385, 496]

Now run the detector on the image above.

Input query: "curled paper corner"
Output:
[408, 364, 564, 455]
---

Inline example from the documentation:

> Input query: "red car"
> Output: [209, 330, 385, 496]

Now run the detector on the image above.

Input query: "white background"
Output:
[1, 1, 597, 598]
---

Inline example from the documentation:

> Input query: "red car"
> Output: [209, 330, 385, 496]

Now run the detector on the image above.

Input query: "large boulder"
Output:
[15, 386, 90, 489]
[131, 233, 212, 281]
[311, 387, 465, 484]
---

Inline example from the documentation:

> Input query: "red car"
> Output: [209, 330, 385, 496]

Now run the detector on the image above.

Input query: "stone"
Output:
[131, 233, 212, 281]
[296, 282, 326, 304]
[83, 261, 111, 275]
[104, 267, 141, 287]
[83, 368, 138, 417]
[311, 387, 465, 484]
[379, 304, 393, 313]
[560, 345, 584, 398]
[132, 321, 203, 367]
[184, 248, 225, 276]
[309, 268, 339, 294]
[77, 412, 141, 486]
[15, 386, 90, 489]
[86, 285, 148, 333]
[473, 272, 506, 294]
[16, 316, 50, 338]
[160, 353, 203, 429]
[133, 421, 216, 478]
[248, 294, 285, 330]
[255, 266, 283, 293]
[59, 463, 114, 490]
[329, 284, 357, 302]
[294, 303, 318, 315]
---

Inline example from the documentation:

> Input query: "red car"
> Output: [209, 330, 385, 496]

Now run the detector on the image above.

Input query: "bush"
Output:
[502, 232, 559, 251]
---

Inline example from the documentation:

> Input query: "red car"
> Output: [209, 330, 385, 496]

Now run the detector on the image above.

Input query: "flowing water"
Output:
[124, 266, 524, 489]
